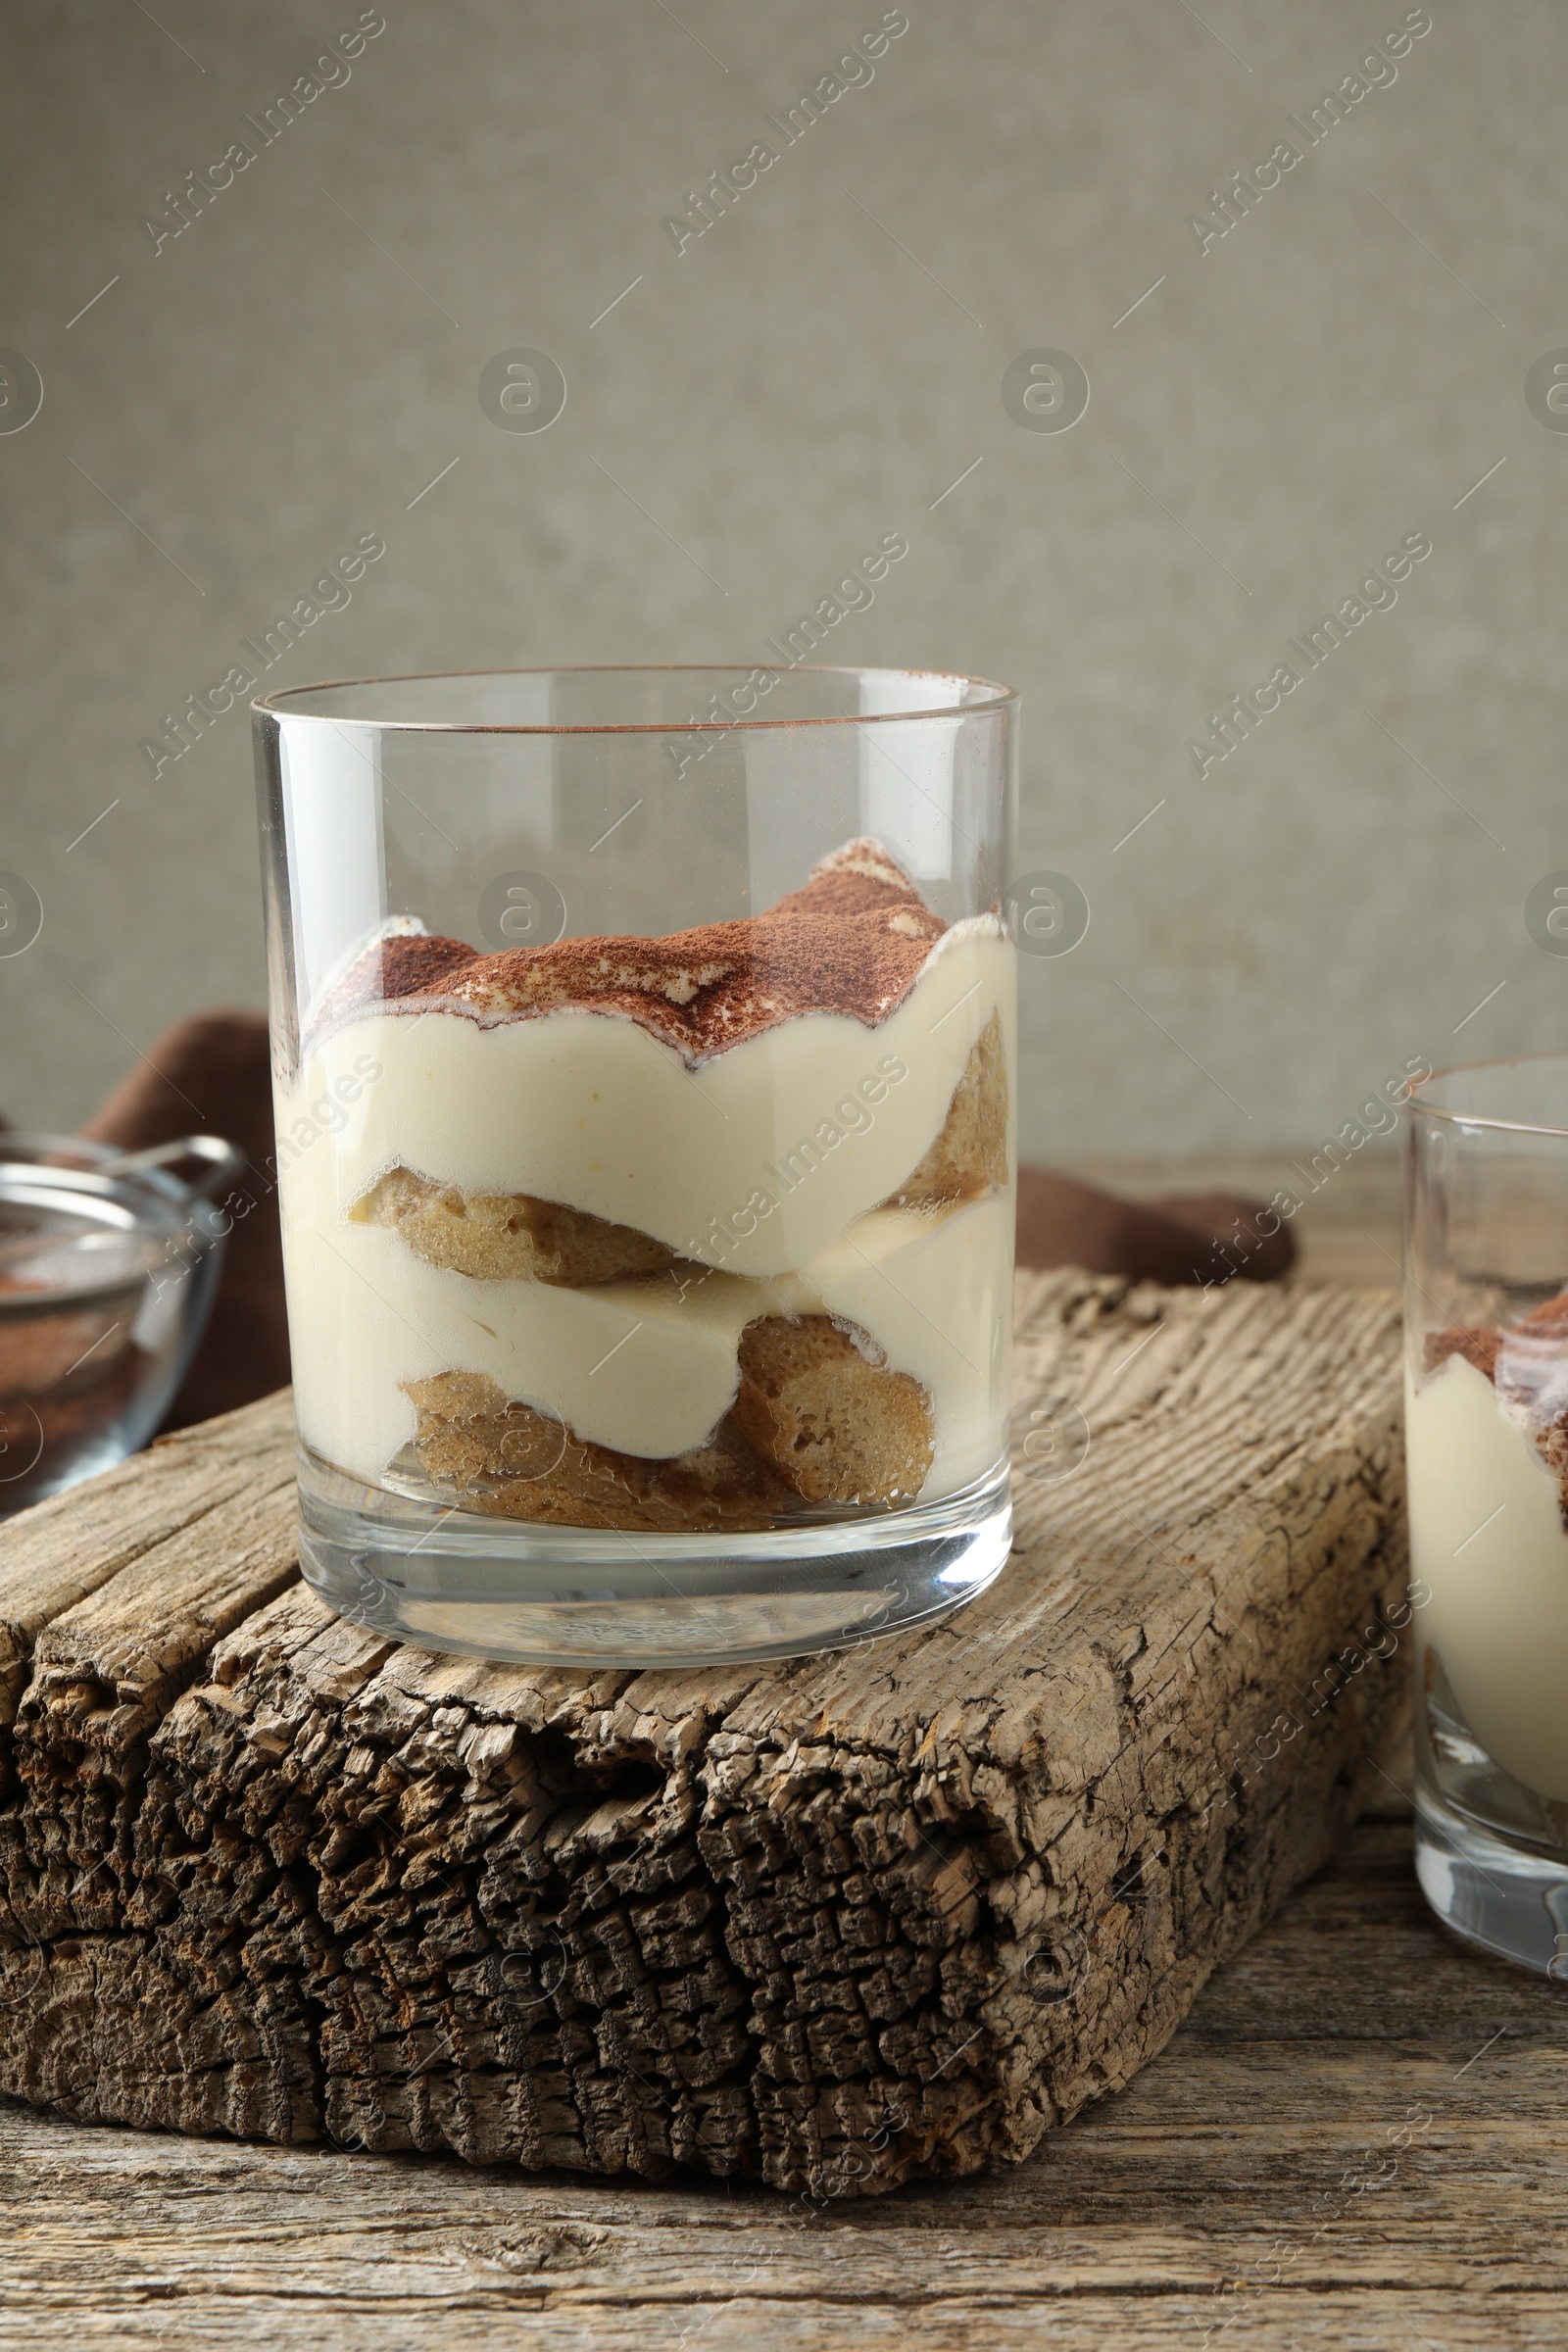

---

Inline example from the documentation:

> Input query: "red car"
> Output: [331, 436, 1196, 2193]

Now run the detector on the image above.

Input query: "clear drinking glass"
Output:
[254, 666, 1018, 1666]
[1405, 1054, 1568, 1974]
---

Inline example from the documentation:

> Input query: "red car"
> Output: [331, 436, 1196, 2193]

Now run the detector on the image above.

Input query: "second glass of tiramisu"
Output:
[1405, 1054, 1568, 1974]
[256, 666, 1018, 1665]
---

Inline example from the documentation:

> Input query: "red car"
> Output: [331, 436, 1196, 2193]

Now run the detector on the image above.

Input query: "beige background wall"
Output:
[1, 0, 1562, 1160]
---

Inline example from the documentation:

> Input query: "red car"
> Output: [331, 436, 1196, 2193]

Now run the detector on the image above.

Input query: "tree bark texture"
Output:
[0, 1271, 1410, 2196]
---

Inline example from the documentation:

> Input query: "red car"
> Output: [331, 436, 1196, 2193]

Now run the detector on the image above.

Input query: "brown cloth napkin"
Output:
[77, 1013, 1294, 1430]
[81, 1013, 289, 1428]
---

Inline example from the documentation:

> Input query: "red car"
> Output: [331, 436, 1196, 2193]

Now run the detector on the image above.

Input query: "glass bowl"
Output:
[0, 1132, 243, 1513]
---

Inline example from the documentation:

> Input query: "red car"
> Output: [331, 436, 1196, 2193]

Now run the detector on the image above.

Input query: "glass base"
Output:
[295, 1445, 1013, 1667]
[1415, 1786, 1568, 1979]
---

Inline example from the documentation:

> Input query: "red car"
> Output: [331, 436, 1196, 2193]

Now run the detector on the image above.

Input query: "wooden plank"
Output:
[0, 1392, 296, 1750]
[0, 1394, 301, 1949]
[1, 1794, 1559, 2349]
[0, 1271, 1411, 2201]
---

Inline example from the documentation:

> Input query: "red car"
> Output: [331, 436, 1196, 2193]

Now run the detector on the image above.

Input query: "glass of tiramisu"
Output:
[255, 667, 1018, 1664]
[1405, 1054, 1568, 1973]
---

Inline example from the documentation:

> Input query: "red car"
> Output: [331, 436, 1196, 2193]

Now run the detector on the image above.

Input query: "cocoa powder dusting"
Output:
[1427, 1304, 1568, 1530]
[1427, 1295, 1568, 1394]
[1426, 1326, 1502, 1383]
[372, 934, 475, 1003]
[310, 838, 963, 1061]
[1514, 1292, 1568, 1344]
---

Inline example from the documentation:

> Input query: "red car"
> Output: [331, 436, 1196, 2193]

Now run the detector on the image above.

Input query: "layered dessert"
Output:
[1408, 1299, 1568, 1801]
[276, 841, 1015, 1533]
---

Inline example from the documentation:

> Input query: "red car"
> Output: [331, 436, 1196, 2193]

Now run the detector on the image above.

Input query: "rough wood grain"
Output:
[0, 1272, 1411, 2201]
[4, 1785, 1561, 2352]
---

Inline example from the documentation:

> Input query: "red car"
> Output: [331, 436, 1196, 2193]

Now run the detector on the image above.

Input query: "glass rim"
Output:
[1408, 1049, 1568, 1140]
[252, 662, 1018, 735]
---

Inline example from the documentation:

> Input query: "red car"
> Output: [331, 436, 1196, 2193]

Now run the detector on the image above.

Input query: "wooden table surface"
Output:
[8, 1150, 1565, 2351]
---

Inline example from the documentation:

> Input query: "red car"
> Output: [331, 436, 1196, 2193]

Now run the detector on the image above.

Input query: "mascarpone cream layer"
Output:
[280, 1190, 1012, 1501]
[1406, 1351, 1568, 1801]
[281, 919, 1014, 1279]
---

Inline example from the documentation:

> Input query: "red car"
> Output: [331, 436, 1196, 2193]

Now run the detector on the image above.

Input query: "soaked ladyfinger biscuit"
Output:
[354, 1169, 681, 1285]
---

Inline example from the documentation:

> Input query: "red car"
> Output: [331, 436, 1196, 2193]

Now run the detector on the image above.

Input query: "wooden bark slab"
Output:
[0, 1271, 1410, 2198]
[8, 1788, 1564, 2351]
